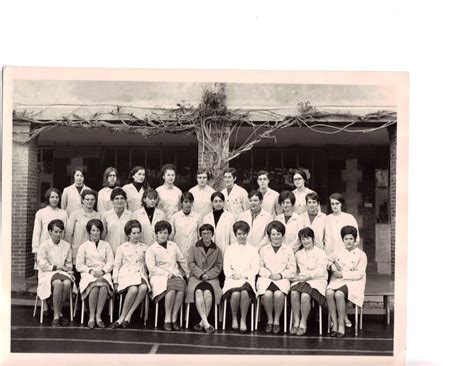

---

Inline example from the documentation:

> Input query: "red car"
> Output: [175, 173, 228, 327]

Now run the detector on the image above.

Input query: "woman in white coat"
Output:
[110, 220, 150, 329]
[221, 167, 250, 220]
[200, 191, 235, 255]
[122, 166, 149, 212]
[292, 169, 315, 215]
[156, 163, 183, 221]
[257, 221, 296, 334]
[222, 221, 259, 333]
[101, 187, 133, 254]
[97, 167, 120, 214]
[189, 168, 215, 218]
[290, 227, 328, 336]
[132, 189, 166, 246]
[275, 191, 305, 253]
[36, 219, 75, 326]
[324, 193, 359, 254]
[32, 188, 68, 268]
[237, 190, 273, 248]
[326, 225, 367, 338]
[146, 220, 189, 331]
[61, 167, 91, 216]
[76, 219, 114, 329]
[300, 192, 327, 251]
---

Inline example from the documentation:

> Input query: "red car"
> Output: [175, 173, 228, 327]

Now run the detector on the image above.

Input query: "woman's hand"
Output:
[201, 273, 209, 281]
[231, 273, 242, 280]
[269, 273, 282, 281]
[113, 283, 119, 292]
[332, 270, 343, 278]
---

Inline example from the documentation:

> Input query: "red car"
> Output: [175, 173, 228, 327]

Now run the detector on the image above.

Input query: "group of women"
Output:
[33, 164, 367, 338]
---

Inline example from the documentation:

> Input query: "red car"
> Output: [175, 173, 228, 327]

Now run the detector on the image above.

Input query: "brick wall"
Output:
[388, 124, 397, 282]
[12, 121, 39, 284]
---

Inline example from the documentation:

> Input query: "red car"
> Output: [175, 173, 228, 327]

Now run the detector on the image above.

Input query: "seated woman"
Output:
[256, 221, 296, 334]
[36, 219, 75, 326]
[132, 188, 166, 246]
[185, 224, 223, 334]
[326, 225, 367, 338]
[76, 219, 114, 329]
[110, 220, 150, 329]
[289, 227, 328, 336]
[222, 221, 259, 333]
[146, 220, 189, 331]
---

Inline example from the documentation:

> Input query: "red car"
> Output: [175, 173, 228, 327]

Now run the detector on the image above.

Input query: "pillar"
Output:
[388, 124, 397, 292]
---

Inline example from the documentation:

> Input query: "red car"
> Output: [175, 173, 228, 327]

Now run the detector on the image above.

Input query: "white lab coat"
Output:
[327, 247, 367, 307]
[201, 210, 235, 254]
[156, 184, 182, 221]
[189, 184, 215, 218]
[275, 212, 305, 253]
[238, 209, 273, 248]
[97, 187, 116, 214]
[301, 211, 327, 251]
[61, 184, 91, 216]
[122, 183, 145, 212]
[132, 207, 166, 246]
[256, 244, 296, 295]
[65, 209, 101, 264]
[112, 241, 150, 293]
[101, 208, 133, 254]
[32, 206, 68, 254]
[260, 188, 280, 217]
[292, 187, 315, 215]
[222, 243, 259, 295]
[145, 241, 189, 300]
[221, 184, 250, 220]
[292, 246, 328, 297]
[324, 212, 359, 253]
[170, 210, 201, 259]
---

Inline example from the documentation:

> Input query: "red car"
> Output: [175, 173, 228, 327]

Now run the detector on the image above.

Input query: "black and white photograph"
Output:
[3, 69, 407, 360]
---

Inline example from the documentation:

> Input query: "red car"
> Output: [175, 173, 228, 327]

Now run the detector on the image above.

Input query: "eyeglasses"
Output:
[293, 177, 303, 181]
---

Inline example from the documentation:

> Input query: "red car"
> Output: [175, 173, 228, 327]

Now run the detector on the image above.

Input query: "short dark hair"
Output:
[196, 168, 211, 180]
[154, 220, 172, 235]
[298, 227, 315, 241]
[111, 187, 127, 201]
[45, 187, 61, 205]
[71, 167, 86, 182]
[48, 219, 64, 232]
[141, 188, 159, 206]
[256, 170, 270, 179]
[329, 192, 345, 210]
[102, 167, 120, 187]
[232, 220, 250, 235]
[248, 190, 263, 201]
[223, 167, 237, 178]
[124, 219, 142, 236]
[340, 225, 358, 240]
[86, 219, 104, 234]
[181, 191, 194, 203]
[210, 191, 225, 202]
[81, 189, 97, 201]
[161, 163, 176, 176]
[199, 223, 215, 236]
[305, 191, 320, 203]
[128, 166, 148, 187]
[278, 190, 296, 205]
[266, 220, 286, 237]
[293, 169, 307, 182]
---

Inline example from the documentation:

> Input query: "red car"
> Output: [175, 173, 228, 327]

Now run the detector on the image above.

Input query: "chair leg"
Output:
[283, 295, 287, 333]
[40, 299, 44, 324]
[33, 295, 39, 317]
[69, 288, 74, 321]
[214, 303, 218, 329]
[180, 302, 183, 327]
[319, 305, 322, 336]
[109, 297, 114, 323]
[185, 303, 190, 329]
[360, 304, 364, 330]
[74, 292, 79, 318]
[289, 310, 293, 330]
[222, 299, 227, 330]
[254, 296, 260, 330]
[355, 306, 359, 336]
[154, 302, 159, 328]
[250, 303, 254, 332]
[327, 311, 331, 334]
[144, 296, 149, 325]
[119, 294, 123, 317]
[81, 299, 85, 324]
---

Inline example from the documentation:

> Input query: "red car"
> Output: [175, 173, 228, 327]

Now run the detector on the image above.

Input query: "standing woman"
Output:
[101, 188, 134, 254]
[37, 219, 75, 326]
[221, 167, 250, 220]
[324, 193, 359, 254]
[292, 169, 315, 215]
[301, 192, 327, 251]
[132, 189, 166, 246]
[61, 167, 91, 215]
[186, 224, 223, 334]
[275, 191, 305, 253]
[200, 191, 235, 255]
[146, 221, 189, 331]
[189, 169, 215, 218]
[76, 219, 114, 329]
[32, 188, 68, 268]
[326, 225, 367, 338]
[156, 163, 183, 221]
[110, 220, 150, 329]
[97, 167, 120, 214]
[65, 189, 101, 265]
[256, 221, 296, 334]
[222, 221, 259, 333]
[289, 227, 328, 336]
[122, 166, 148, 212]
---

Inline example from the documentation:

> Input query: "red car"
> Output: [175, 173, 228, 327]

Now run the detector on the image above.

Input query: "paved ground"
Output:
[11, 305, 394, 356]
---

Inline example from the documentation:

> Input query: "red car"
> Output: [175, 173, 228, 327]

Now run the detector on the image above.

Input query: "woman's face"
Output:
[113, 195, 126, 209]
[223, 173, 236, 188]
[48, 192, 60, 207]
[129, 227, 141, 244]
[144, 195, 157, 208]
[107, 171, 118, 186]
[330, 198, 342, 214]
[196, 173, 208, 187]
[343, 234, 356, 251]
[269, 229, 283, 246]
[82, 194, 96, 210]
[306, 198, 319, 213]
[74, 171, 84, 186]
[49, 225, 63, 243]
[163, 169, 175, 185]
[133, 169, 146, 184]
[212, 196, 224, 211]
[249, 195, 261, 211]
[281, 198, 294, 213]
[182, 199, 193, 214]
[257, 175, 269, 190]
[293, 173, 305, 189]
[89, 225, 101, 242]
[201, 229, 213, 245]
[156, 229, 169, 244]
[235, 229, 248, 244]
[301, 236, 314, 250]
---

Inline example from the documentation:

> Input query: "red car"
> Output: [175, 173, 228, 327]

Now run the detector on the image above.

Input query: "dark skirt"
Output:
[153, 277, 187, 303]
[82, 278, 113, 300]
[223, 282, 256, 303]
[290, 282, 326, 306]
[51, 273, 71, 284]
[333, 285, 349, 302]
[119, 278, 148, 294]
[194, 282, 215, 307]
[266, 282, 281, 292]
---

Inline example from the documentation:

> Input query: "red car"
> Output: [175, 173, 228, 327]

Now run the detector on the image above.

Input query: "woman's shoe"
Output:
[264, 323, 273, 333]
[330, 330, 337, 337]
[121, 321, 130, 329]
[51, 318, 61, 327]
[164, 322, 172, 331]
[59, 316, 70, 326]
[172, 322, 180, 331]
[205, 325, 215, 334]
[290, 326, 298, 335]
[296, 326, 307, 336]
[109, 321, 121, 329]
[336, 332, 345, 338]
[87, 320, 95, 329]
[345, 320, 352, 328]
[272, 324, 281, 334]
[96, 320, 105, 328]
[193, 323, 203, 331]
